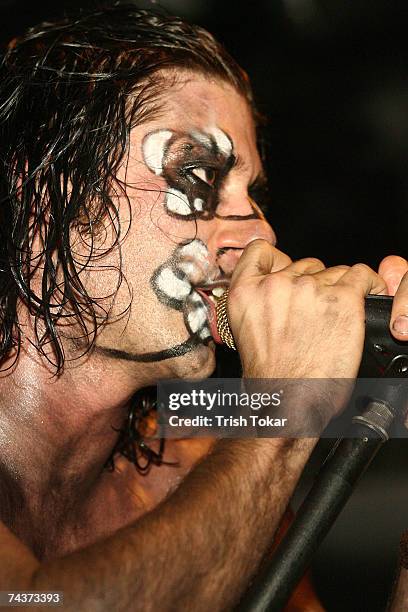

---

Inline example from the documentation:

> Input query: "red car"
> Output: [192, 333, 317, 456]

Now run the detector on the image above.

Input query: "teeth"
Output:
[212, 287, 226, 298]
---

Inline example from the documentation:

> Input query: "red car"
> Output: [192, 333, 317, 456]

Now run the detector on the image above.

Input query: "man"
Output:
[0, 4, 407, 610]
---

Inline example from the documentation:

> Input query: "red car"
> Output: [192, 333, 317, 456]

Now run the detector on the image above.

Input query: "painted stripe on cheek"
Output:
[178, 240, 209, 263]
[142, 129, 173, 175]
[187, 306, 207, 332]
[155, 268, 191, 299]
[165, 188, 192, 216]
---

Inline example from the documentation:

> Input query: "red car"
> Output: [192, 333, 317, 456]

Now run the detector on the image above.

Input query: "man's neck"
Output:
[0, 346, 142, 512]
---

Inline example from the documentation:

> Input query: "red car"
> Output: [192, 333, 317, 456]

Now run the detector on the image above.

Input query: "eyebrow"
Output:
[231, 152, 266, 186]
[249, 173, 268, 190]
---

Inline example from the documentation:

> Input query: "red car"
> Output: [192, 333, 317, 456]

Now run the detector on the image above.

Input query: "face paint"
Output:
[93, 239, 213, 364]
[178, 240, 209, 264]
[95, 336, 201, 363]
[206, 126, 233, 158]
[94, 239, 212, 363]
[142, 129, 173, 175]
[93, 79, 272, 370]
[153, 268, 191, 302]
[136, 128, 262, 361]
[151, 238, 213, 341]
[164, 187, 191, 216]
[142, 127, 238, 220]
[97, 128, 243, 364]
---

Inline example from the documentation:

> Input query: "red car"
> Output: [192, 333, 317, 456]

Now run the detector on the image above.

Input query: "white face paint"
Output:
[142, 125, 236, 344]
[151, 239, 212, 341]
[206, 127, 233, 157]
[178, 240, 209, 264]
[185, 292, 211, 338]
[154, 268, 191, 300]
[142, 129, 173, 175]
[142, 126, 235, 220]
[165, 187, 192, 216]
[187, 305, 207, 333]
[190, 130, 213, 149]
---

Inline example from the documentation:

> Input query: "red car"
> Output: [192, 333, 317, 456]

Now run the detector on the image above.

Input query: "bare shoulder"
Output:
[0, 438, 215, 564]
[0, 521, 39, 589]
[50, 437, 216, 559]
[93, 437, 215, 517]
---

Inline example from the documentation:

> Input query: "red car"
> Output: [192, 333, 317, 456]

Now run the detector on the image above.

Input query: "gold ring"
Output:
[216, 290, 237, 350]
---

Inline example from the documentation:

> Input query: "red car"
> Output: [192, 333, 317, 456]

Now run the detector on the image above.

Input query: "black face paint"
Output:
[99, 128, 266, 364]
[95, 335, 204, 363]
[151, 238, 212, 339]
[142, 127, 263, 222]
[95, 239, 214, 363]
[161, 131, 234, 220]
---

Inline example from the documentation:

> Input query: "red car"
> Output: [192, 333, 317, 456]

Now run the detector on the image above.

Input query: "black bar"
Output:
[237, 428, 384, 612]
[238, 378, 407, 612]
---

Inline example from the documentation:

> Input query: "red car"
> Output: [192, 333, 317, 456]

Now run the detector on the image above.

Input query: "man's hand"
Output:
[379, 255, 408, 339]
[228, 240, 386, 419]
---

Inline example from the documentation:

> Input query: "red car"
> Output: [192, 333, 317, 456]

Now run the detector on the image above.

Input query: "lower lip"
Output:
[195, 289, 224, 345]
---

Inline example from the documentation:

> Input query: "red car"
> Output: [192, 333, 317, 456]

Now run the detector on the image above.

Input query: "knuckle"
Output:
[334, 265, 350, 272]
[322, 283, 349, 302]
[292, 274, 318, 289]
[352, 263, 372, 276]
[261, 271, 288, 291]
[259, 272, 294, 299]
[302, 257, 324, 268]
[247, 238, 270, 252]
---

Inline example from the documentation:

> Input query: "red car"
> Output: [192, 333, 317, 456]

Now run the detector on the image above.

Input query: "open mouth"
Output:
[150, 238, 230, 346]
[195, 284, 228, 344]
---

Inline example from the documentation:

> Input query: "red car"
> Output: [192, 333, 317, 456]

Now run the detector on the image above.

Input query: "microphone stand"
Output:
[237, 296, 408, 612]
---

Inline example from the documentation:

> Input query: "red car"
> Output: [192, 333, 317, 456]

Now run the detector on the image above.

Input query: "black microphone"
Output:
[238, 296, 408, 612]
[361, 294, 408, 377]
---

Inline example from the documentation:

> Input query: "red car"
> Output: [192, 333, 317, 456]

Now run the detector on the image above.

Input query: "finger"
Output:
[310, 265, 350, 285]
[232, 239, 291, 284]
[284, 257, 326, 277]
[378, 255, 408, 296]
[337, 263, 387, 296]
[389, 271, 408, 339]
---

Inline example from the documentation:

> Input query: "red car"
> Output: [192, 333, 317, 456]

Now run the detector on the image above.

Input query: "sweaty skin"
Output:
[95, 124, 267, 363]
[0, 72, 390, 610]
[0, 72, 276, 559]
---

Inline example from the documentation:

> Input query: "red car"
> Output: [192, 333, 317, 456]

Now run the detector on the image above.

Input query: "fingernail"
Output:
[392, 315, 408, 335]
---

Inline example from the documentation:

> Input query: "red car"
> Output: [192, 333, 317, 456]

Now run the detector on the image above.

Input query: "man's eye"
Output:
[190, 167, 217, 186]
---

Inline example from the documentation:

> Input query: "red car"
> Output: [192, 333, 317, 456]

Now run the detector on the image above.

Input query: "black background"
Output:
[1, 1, 408, 610]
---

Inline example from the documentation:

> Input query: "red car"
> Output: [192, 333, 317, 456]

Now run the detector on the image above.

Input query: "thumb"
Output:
[378, 255, 408, 296]
[389, 271, 408, 339]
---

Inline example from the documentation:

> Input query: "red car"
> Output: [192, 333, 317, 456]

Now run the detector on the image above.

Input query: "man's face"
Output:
[90, 73, 275, 383]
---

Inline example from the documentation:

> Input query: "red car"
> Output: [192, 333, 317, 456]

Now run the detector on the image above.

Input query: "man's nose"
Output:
[205, 198, 276, 277]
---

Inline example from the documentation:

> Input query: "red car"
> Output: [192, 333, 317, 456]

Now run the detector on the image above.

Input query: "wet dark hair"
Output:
[0, 2, 254, 372]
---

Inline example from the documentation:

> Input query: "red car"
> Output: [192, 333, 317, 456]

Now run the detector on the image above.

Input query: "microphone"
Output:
[237, 296, 408, 612]
[216, 293, 408, 378]
[360, 295, 408, 377]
